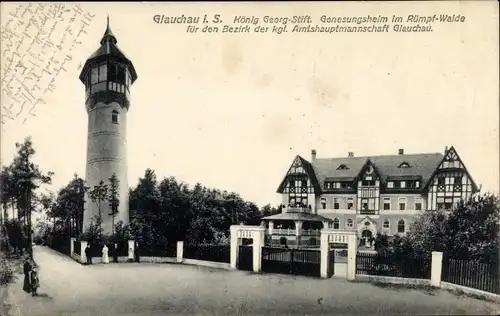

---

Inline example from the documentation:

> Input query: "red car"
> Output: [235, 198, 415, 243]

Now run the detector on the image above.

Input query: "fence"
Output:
[183, 244, 230, 263]
[442, 256, 499, 294]
[356, 252, 431, 279]
[261, 247, 321, 277]
[48, 235, 71, 256]
[139, 242, 177, 258]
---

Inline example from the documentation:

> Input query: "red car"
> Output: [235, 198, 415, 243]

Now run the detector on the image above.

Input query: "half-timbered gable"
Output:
[425, 146, 478, 211]
[276, 155, 319, 210]
[355, 160, 382, 215]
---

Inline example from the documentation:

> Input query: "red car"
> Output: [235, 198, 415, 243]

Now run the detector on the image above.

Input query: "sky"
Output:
[1, 2, 499, 208]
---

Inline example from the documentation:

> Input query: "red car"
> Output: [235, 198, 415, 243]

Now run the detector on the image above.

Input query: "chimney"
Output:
[444, 146, 448, 153]
[311, 149, 317, 161]
[348, 152, 354, 157]
[398, 148, 404, 155]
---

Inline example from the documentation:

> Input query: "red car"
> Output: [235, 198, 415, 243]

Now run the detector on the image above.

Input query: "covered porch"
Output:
[261, 212, 333, 248]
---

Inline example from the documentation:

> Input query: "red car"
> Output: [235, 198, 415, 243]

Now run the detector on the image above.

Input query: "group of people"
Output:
[84, 243, 114, 265]
[22, 256, 40, 296]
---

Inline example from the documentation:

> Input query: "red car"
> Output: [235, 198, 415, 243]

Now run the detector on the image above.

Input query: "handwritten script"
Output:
[1, 3, 95, 124]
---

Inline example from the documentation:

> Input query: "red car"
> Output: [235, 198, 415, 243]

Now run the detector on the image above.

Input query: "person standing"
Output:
[102, 244, 109, 264]
[30, 268, 40, 296]
[85, 244, 92, 265]
[22, 256, 33, 294]
[113, 243, 118, 263]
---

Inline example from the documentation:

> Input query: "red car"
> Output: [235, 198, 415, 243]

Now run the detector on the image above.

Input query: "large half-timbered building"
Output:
[262, 146, 478, 248]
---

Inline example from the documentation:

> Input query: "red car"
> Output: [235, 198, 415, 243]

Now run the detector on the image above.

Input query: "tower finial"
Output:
[101, 15, 117, 45]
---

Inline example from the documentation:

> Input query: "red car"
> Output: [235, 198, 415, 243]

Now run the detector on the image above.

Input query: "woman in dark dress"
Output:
[22, 256, 33, 294]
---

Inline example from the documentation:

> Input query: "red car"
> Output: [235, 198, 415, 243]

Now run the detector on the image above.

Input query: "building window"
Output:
[415, 181, 420, 188]
[346, 218, 353, 229]
[398, 162, 411, 168]
[341, 182, 352, 189]
[383, 198, 391, 210]
[400, 181, 406, 188]
[347, 198, 354, 210]
[437, 177, 445, 185]
[362, 199, 369, 210]
[333, 218, 339, 229]
[397, 220, 405, 233]
[415, 198, 423, 211]
[321, 198, 326, 210]
[362, 180, 375, 186]
[111, 110, 119, 124]
[453, 176, 462, 185]
[387, 181, 394, 188]
[383, 220, 390, 229]
[333, 198, 340, 210]
[398, 198, 407, 211]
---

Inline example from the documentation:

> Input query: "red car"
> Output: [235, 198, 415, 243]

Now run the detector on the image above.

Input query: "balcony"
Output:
[285, 207, 312, 213]
[272, 228, 295, 236]
[269, 229, 321, 237]
[301, 229, 321, 237]
[358, 210, 378, 215]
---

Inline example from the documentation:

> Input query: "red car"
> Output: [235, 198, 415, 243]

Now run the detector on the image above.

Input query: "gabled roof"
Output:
[423, 146, 478, 191]
[276, 155, 321, 193]
[312, 153, 443, 188]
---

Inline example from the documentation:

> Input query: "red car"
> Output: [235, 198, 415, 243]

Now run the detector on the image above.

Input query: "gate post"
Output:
[346, 232, 357, 281]
[70, 237, 75, 256]
[81, 241, 88, 264]
[128, 240, 135, 262]
[252, 227, 265, 273]
[320, 230, 329, 278]
[230, 226, 239, 269]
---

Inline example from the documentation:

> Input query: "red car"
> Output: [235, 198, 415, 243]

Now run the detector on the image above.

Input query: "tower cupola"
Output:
[78, 16, 138, 111]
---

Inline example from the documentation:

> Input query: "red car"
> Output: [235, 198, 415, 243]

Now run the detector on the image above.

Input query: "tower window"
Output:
[112, 110, 119, 124]
[108, 63, 117, 82]
[91, 67, 98, 84]
[99, 63, 107, 82]
[117, 65, 126, 83]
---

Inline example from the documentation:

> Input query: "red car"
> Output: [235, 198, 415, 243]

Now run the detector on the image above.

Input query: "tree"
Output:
[406, 193, 500, 263]
[446, 193, 500, 263]
[108, 173, 120, 236]
[80, 215, 103, 244]
[7, 137, 53, 257]
[88, 180, 109, 238]
[0, 166, 14, 221]
[406, 209, 448, 259]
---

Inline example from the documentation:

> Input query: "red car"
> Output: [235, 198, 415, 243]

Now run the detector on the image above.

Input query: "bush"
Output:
[0, 256, 17, 286]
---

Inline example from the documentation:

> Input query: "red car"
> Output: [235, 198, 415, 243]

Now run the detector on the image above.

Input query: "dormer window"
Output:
[398, 162, 411, 168]
[337, 164, 349, 170]
[112, 110, 119, 124]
